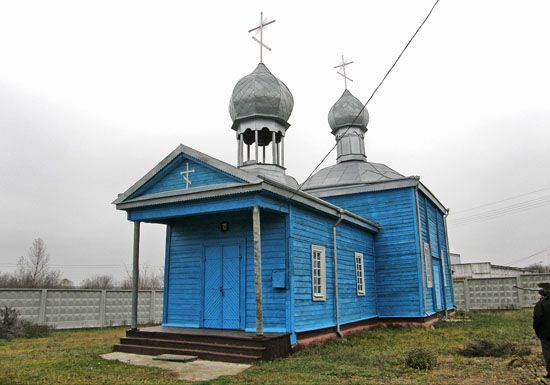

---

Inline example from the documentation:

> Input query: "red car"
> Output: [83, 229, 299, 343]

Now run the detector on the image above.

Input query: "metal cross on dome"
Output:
[334, 55, 354, 89]
[180, 162, 195, 189]
[248, 12, 276, 63]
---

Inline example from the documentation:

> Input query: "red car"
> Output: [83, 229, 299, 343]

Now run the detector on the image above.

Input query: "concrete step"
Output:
[113, 343, 262, 364]
[120, 336, 266, 355]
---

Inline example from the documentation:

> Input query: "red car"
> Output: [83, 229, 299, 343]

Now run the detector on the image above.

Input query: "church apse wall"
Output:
[322, 187, 425, 318]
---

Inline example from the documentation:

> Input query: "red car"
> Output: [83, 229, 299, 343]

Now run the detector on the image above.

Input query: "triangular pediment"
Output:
[113, 144, 261, 205]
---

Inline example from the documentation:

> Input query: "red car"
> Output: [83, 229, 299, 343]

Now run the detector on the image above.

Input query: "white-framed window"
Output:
[355, 252, 365, 296]
[440, 250, 448, 287]
[424, 242, 433, 288]
[311, 245, 326, 301]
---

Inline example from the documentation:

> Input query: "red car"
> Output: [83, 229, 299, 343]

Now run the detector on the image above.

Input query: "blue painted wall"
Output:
[418, 192, 454, 312]
[130, 154, 242, 199]
[163, 209, 289, 332]
[289, 204, 376, 333]
[323, 188, 424, 318]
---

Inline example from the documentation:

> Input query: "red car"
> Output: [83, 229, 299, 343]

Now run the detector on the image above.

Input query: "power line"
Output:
[506, 246, 550, 265]
[449, 195, 550, 225]
[450, 186, 550, 215]
[290, 0, 442, 201]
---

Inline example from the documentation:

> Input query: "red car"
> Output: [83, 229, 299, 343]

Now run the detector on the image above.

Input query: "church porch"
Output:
[113, 325, 291, 363]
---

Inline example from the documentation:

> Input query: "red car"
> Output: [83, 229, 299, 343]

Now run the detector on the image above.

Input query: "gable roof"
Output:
[113, 144, 380, 233]
[113, 144, 261, 205]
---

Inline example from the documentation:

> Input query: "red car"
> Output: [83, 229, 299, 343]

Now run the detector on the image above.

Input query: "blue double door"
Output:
[203, 244, 242, 329]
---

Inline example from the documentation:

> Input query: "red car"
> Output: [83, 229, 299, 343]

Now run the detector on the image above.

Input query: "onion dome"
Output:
[328, 89, 369, 133]
[229, 63, 294, 129]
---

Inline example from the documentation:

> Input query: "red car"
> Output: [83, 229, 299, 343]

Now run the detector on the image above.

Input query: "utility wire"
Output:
[285, 0, 441, 203]
[449, 195, 550, 225]
[506, 246, 550, 265]
[450, 186, 550, 215]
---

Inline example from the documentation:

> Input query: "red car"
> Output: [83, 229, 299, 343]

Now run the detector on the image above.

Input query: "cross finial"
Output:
[334, 55, 354, 89]
[248, 12, 276, 63]
[180, 162, 195, 189]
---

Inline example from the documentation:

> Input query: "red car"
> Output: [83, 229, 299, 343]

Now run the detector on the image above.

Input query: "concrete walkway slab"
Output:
[101, 352, 251, 381]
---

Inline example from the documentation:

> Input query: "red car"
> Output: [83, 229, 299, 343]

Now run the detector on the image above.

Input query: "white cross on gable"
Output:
[180, 162, 195, 189]
[248, 11, 276, 63]
[334, 55, 354, 89]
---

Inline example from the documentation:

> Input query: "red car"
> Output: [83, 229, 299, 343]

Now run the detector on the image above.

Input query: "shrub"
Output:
[0, 306, 53, 339]
[405, 347, 437, 370]
[458, 339, 531, 357]
[0, 306, 21, 339]
[19, 320, 53, 338]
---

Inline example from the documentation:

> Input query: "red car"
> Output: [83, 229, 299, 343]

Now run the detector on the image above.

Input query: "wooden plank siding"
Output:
[324, 187, 423, 318]
[289, 205, 376, 333]
[418, 192, 454, 312]
[130, 154, 241, 199]
[164, 210, 288, 333]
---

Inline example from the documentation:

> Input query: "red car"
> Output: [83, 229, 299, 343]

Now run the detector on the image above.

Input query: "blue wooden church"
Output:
[113, 58, 454, 362]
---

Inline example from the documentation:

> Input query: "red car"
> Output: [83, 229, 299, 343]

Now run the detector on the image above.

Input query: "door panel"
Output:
[222, 244, 240, 329]
[203, 246, 222, 328]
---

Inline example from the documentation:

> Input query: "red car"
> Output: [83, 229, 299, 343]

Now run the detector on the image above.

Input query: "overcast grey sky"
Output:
[1, 0, 549, 283]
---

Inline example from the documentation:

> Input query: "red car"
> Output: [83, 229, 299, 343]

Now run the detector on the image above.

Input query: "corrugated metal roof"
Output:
[302, 160, 404, 190]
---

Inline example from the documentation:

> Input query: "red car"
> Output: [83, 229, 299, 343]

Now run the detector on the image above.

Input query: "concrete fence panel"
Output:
[453, 273, 550, 311]
[0, 289, 163, 329]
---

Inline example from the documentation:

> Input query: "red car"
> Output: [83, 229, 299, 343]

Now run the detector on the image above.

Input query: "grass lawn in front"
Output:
[0, 309, 545, 385]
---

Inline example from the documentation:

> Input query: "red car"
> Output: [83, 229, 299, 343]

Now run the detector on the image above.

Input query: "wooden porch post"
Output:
[131, 221, 140, 330]
[252, 206, 264, 336]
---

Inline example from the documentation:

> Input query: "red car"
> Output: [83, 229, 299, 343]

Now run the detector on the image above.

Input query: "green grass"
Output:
[0, 310, 543, 385]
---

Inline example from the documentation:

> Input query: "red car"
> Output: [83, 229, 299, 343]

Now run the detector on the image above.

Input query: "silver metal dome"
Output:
[229, 63, 294, 129]
[302, 161, 405, 191]
[328, 89, 369, 133]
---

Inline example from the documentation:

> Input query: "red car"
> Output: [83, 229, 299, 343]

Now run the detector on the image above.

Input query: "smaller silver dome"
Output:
[328, 89, 369, 133]
[229, 63, 294, 129]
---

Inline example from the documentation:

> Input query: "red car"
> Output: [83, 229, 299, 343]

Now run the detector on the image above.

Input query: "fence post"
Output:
[149, 290, 155, 323]
[99, 290, 107, 327]
[516, 276, 524, 308]
[38, 289, 48, 323]
[463, 279, 471, 312]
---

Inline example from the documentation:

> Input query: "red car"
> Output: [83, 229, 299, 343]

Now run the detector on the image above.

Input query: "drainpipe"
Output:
[333, 209, 344, 338]
[443, 208, 452, 318]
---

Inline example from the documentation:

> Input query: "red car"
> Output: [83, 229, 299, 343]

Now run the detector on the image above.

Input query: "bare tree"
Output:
[121, 265, 164, 290]
[524, 263, 550, 273]
[80, 274, 115, 289]
[0, 272, 18, 288]
[14, 238, 61, 288]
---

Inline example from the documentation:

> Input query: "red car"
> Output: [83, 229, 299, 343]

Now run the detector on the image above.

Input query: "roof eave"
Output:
[304, 176, 448, 215]
[115, 182, 264, 210]
[116, 176, 379, 233]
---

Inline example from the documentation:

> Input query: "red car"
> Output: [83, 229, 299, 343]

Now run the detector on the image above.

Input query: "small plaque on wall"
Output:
[220, 222, 229, 232]
[272, 270, 286, 289]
